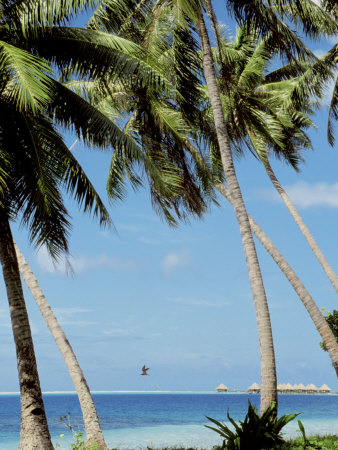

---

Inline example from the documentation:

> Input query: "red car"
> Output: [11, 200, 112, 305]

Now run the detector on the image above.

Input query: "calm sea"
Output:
[0, 392, 337, 449]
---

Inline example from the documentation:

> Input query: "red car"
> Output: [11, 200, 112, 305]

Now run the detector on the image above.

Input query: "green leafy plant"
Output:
[319, 309, 338, 352]
[57, 411, 98, 450]
[206, 401, 300, 449]
[294, 420, 330, 449]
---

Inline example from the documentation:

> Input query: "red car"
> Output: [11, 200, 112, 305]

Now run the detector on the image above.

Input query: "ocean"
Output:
[0, 392, 337, 449]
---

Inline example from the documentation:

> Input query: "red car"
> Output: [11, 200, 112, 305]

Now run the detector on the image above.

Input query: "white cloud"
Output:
[36, 247, 138, 275]
[257, 181, 338, 209]
[161, 249, 191, 275]
[168, 297, 231, 308]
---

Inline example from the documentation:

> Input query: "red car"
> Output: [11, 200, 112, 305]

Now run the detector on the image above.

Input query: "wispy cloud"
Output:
[102, 325, 162, 340]
[52, 307, 96, 327]
[138, 237, 161, 245]
[53, 307, 92, 315]
[256, 181, 338, 209]
[115, 223, 144, 233]
[36, 247, 138, 275]
[168, 296, 231, 308]
[162, 249, 191, 275]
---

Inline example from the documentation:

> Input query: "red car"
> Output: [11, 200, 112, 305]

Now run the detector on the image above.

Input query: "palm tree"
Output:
[261, 44, 338, 293]
[209, 20, 338, 294]
[0, 100, 112, 447]
[84, 0, 337, 413]
[162, 0, 335, 413]
[14, 244, 109, 449]
[189, 19, 338, 370]
[201, 1, 338, 296]
[0, 0, 184, 446]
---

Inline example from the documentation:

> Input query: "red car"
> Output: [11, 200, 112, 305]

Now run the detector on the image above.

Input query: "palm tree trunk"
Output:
[215, 183, 338, 375]
[186, 141, 338, 374]
[265, 159, 338, 293]
[197, 14, 277, 414]
[14, 243, 108, 450]
[0, 216, 53, 449]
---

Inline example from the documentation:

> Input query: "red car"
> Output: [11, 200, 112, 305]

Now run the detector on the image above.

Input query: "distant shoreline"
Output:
[0, 390, 336, 395]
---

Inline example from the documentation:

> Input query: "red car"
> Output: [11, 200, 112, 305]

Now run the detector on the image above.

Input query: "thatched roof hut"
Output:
[319, 384, 331, 393]
[298, 383, 306, 392]
[247, 382, 260, 393]
[285, 383, 294, 392]
[305, 384, 318, 393]
[216, 383, 228, 392]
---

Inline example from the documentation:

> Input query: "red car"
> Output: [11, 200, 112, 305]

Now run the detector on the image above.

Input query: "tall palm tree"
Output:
[0, 104, 111, 448]
[160, 0, 336, 413]
[261, 45, 338, 293]
[0, 0, 185, 446]
[14, 244, 109, 449]
[210, 20, 338, 294]
[196, 11, 278, 414]
[84, 0, 337, 413]
[190, 19, 338, 370]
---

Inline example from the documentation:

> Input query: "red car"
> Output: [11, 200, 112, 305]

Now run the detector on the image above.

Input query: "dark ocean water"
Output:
[0, 392, 337, 448]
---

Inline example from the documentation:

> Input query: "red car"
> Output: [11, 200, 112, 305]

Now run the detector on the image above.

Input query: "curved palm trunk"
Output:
[197, 15, 277, 414]
[14, 243, 108, 450]
[186, 141, 338, 374]
[0, 216, 53, 449]
[215, 183, 338, 375]
[265, 159, 338, 293]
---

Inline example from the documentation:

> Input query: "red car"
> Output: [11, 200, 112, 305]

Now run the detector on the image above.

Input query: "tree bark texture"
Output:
[265, 159, 338, 293]
[0, 217, 53, 449]
[15, 243, 108, 449]
[197, 15, 278, 414]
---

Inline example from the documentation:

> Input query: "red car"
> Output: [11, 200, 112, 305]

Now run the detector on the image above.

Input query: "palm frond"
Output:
[0, 40, 53, 113]
[328, 76, 337, 146]
[28, 27, 176, 98]
[0, 108, 71, 258]
[225, 0, 317, 62]
[8, 0, 100, 36]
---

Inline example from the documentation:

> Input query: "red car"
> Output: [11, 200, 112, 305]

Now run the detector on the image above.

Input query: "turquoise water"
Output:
[0, 392, 337, 448]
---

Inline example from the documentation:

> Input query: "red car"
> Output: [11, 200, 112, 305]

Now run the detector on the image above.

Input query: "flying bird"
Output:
[140, 365, 150, 375]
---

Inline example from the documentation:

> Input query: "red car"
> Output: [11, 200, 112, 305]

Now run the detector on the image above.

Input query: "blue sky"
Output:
[0, 3, 337, 393]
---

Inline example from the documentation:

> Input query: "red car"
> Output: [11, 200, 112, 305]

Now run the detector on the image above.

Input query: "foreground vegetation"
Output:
[145, 438, 338, 450]
[57, 435, 338, 450]
[59, 402, 338, 449]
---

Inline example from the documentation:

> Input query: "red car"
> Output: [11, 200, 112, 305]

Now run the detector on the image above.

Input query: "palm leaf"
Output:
[0, 40, 53, 113]
[328, 76, 337, 146]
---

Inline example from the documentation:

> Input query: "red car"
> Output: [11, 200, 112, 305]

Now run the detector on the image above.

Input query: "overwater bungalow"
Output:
[285, 383, 294, 393]
[277, 384, 287, 392]
[305, 384, 318, 393]
[247, 382, 260, 393]
[216, 383, 228, 392]
[319, 384, 331, 393]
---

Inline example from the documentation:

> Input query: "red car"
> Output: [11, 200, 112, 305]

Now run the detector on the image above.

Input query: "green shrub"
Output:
[206, 401, 299, 449]
[282, 421, 338, 449]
